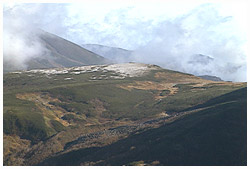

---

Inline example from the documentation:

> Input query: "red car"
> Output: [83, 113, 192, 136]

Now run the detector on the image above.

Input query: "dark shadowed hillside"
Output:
[40, 88, 247, 166]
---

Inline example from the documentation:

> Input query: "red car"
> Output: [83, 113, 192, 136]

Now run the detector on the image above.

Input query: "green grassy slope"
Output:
[3, 64, 246, 144]
[40, 87, 247, 166]
[3, 94, 50, 143]
[3, 63, 247, 166]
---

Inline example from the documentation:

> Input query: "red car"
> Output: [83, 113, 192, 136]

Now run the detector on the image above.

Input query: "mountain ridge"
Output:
[82, 44, 133, 63]
[3, 31, 111, 73]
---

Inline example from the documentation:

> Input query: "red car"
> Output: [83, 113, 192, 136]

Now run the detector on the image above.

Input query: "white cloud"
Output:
[129, 3, 247, 82]
[3, 1, 248, 81]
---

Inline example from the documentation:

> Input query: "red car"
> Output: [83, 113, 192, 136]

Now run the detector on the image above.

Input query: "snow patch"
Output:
[71, 72, 81, 75]
[27, 69, 68, 75]
[11, 71, 22, 74]
[64, 77, 73, 80]
[103, 63, 158, 77]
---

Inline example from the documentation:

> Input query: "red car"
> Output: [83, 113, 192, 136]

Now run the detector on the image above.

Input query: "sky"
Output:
[2, 0, 249, 82]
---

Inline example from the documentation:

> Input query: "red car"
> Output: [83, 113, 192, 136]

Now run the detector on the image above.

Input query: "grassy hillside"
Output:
[3, 63, 247, 165]
[40, 87, 247, 166]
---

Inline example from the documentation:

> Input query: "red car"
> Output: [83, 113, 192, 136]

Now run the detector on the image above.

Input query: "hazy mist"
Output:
[129, 4, 247, 82]
[3, 2, 247, 81]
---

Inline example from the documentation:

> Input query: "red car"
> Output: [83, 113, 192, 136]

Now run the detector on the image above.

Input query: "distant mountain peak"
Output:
[198, 75, 223, 81]
[188, 54, 214, 65]
[82, 44, 133, 63]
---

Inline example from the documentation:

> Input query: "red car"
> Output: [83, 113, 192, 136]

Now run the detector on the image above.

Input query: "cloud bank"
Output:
[3, 4, 68, 70]
[3, 2, 247, 81]
[129, 4, 247, 82]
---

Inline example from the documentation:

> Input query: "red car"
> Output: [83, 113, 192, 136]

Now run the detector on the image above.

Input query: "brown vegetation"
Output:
[16, 93, 71, 127]
[118, 81, 178, 99]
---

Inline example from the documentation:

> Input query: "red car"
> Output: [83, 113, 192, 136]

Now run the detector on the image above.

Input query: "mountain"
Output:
[80, 47, 224, 81]
[3, 32, 111, 73]
[188, 54, 214, 65]
[198, 75, 223, 81]
[82, 44, 133, 63]
[3, 63, 246, 166]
